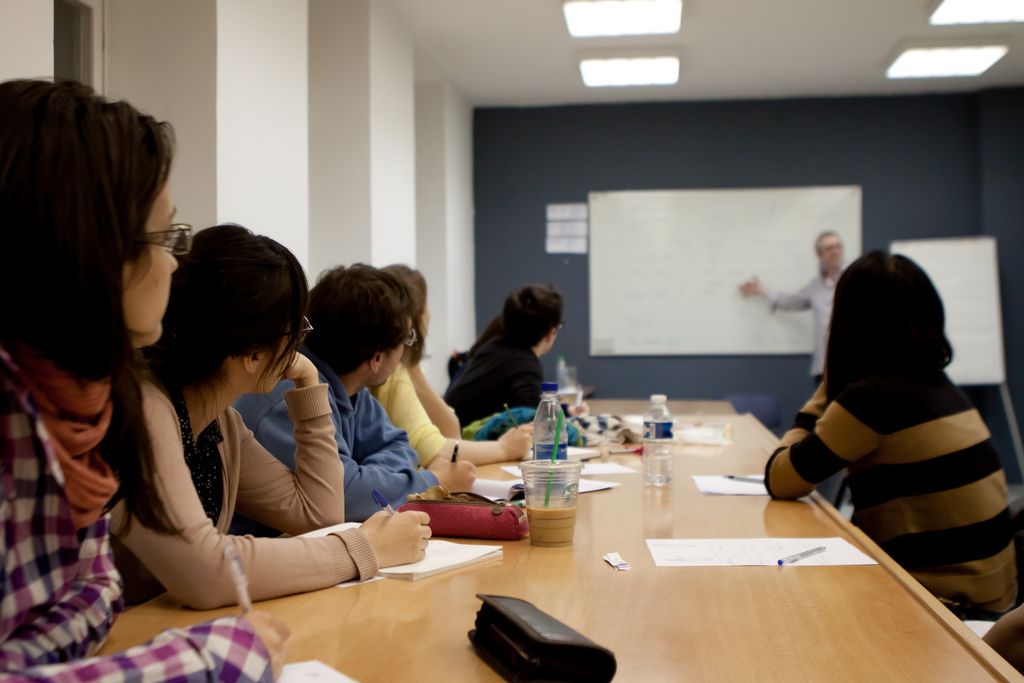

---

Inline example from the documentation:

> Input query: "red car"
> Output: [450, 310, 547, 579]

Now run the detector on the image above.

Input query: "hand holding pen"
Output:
[361, 490, 432, 567]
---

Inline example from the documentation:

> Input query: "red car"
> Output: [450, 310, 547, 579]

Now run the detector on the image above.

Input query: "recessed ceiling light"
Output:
[930, 0, 1024, 25]
[564, 0, 682, 37]
[886, 46, 1009, 78]
[579, 56, 680, 87]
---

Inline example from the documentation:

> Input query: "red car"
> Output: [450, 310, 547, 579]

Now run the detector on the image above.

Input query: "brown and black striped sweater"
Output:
[766, 372, 1016, 611]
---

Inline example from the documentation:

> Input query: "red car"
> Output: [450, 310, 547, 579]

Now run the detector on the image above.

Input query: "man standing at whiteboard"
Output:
[739, 232, 845, 385]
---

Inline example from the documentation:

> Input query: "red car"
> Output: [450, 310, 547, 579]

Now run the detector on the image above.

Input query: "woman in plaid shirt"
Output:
[0, 80, 287, 681]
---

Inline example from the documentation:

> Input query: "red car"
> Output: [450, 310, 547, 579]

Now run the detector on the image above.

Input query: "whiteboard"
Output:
[589, 186, 861, 356]
[890, 237, 1005, 386]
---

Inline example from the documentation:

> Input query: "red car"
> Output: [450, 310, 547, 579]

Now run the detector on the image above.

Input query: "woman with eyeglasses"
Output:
[111, 224, 429, 609]
[0, 81, 288, 681]
[370, 265, 534, 465]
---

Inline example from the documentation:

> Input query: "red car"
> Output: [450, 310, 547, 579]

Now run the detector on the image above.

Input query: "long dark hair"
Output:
[503, 285, 563, 349]
[149, 224, 309, 390]
[382, 264, 427, 366]
[825, 251, 952, 402]
[470, 314, 504, 357]
[0, 79, 175, 532]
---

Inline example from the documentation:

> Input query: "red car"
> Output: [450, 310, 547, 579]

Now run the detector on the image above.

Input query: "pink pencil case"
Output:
[397, 491, 529, 541]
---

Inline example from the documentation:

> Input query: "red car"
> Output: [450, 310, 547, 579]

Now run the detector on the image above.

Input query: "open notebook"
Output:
[472, 477, 620, 502]
[298, 523, 502, 581]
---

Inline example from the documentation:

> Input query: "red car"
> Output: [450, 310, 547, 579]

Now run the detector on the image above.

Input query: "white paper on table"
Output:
[676, 425, 731, 446]
[334, 575, 386, 588]
[691, 475, 767, 495]
[501, 463, 636, 477]
[965, 620, 996, 638]
[298, 522, 362, 538]
[474, 477, 620, 501]
[528, 446, 601, 460]
[472, 478, 523, 501]
[279, 660, 360, 683]
[377, 540, 503, 580]
[645, 537, 877, 567]
[620, 415, 731, 446]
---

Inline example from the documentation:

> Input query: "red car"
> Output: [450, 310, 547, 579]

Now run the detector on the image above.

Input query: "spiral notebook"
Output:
[298, 525, 502, 581]
[377, 540, 503, 581]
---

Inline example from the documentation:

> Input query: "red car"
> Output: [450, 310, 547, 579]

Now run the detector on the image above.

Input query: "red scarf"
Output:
[12, 348, 119, 529]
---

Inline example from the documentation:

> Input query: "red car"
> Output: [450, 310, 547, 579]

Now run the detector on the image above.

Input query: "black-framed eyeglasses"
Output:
[136, 224, 193, 255]
[405, 326, 417, 347]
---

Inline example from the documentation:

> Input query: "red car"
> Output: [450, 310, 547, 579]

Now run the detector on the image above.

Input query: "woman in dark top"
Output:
[766, 251, 1014, 613]
[445, 285, 563, 425]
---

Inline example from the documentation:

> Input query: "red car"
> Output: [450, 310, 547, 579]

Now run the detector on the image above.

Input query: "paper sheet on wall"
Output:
[646, 537, 876, 566]
[546, 203, 588, 221]
[546, 236, 588, 254]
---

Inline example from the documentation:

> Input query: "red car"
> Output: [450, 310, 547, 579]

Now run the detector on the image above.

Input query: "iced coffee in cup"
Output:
[519, 460, 583, 547]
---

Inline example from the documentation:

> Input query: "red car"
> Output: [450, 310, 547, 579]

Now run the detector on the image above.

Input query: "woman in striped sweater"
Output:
[765, 251, 1015, 613]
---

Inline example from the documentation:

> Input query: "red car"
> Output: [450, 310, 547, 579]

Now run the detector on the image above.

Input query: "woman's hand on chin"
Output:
[284, 352, 320, 389]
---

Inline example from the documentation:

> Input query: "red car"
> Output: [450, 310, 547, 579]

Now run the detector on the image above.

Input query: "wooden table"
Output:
[99, 414, 1021, 682]
[587, 398, 736, 416]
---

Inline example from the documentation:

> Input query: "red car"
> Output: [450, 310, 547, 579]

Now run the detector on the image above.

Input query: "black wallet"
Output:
[468, 594, 617, 682]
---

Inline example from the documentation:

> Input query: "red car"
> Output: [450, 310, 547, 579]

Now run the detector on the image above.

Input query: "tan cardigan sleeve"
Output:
[113, 382, 378, 610]
[232, 384, 348, 534]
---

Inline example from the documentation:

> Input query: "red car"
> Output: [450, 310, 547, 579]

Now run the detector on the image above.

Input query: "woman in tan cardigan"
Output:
[112, 224, 430, 609]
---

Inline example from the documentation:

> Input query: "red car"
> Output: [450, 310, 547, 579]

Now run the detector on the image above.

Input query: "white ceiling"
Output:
[389, 0, 1024, 107]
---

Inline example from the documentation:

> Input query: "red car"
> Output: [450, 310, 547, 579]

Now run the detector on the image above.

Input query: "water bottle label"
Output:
[534, 444, 568, 460]
[644, 421, 673, 439]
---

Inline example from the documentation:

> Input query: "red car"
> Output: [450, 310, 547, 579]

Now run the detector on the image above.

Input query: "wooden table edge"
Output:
[809, 491, 1024, 683]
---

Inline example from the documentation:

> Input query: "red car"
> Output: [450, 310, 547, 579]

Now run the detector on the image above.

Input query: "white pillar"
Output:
[0, 0, 53, 81]
[216, 0, 310, 274]
[308, 0, 416, 279]
[106, 0, 218, 229]
[415, 79, 476, 393]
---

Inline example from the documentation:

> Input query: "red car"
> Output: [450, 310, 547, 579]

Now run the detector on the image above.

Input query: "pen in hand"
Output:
[503, 403, 518, 427]
[778, 546, 827, 566]
[451, 442, 460, 463]
[222, 536, 253, 614]
[372, 489, 396, 516]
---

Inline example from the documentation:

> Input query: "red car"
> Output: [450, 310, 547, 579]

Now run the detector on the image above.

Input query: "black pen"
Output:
[451, 442, 460, 463]
[726, 475, 764, 484]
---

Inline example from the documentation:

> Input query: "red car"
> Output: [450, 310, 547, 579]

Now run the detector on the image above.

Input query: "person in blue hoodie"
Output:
[234, 264, 476, 523]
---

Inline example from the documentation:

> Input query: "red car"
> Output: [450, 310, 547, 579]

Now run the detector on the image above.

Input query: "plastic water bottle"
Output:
[643, 394, 674, 485]
[556, 355, 569, 392]
[534, 382, 568, 460]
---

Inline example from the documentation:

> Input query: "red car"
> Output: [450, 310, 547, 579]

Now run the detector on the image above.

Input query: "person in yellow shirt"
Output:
[371, 265, 532, 466]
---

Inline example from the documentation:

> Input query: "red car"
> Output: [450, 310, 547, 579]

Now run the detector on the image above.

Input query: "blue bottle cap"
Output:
[541, 382, 559, 392]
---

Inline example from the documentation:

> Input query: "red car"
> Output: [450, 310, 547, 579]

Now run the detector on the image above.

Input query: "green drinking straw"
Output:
[544, 411, 563, 506]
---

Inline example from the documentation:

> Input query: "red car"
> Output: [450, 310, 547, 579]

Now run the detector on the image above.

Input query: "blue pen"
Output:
[372, 489, 396, 516]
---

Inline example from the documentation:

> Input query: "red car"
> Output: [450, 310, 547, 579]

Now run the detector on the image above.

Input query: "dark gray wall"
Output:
[472, 90, 1023, 480]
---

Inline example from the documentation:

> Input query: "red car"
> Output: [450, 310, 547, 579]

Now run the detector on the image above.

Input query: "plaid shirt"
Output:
[0, 347, 272, 682]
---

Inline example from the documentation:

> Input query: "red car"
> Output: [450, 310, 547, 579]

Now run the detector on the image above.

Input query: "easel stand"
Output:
[1000, 382, 1024, 480]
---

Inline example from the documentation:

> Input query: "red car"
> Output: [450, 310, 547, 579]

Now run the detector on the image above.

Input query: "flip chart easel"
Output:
[890, 236, 1024, 475]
